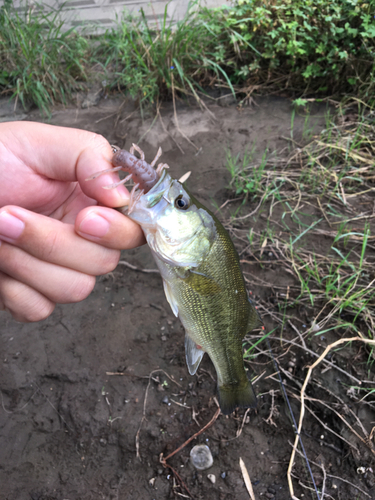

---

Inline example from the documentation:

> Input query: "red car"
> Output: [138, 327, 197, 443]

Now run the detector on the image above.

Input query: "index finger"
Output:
[3, 121, 129, 207]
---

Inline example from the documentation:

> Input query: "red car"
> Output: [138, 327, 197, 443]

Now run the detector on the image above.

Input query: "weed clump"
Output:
[0, 0, 88, 114]
[1, 0, 373, 113]
[206, 0, 375, 101]
[229, 101, 375, 344]
[93, 5, 232, 110]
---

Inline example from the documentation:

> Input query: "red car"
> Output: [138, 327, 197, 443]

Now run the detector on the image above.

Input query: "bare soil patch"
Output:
[1, 96, 374, 500]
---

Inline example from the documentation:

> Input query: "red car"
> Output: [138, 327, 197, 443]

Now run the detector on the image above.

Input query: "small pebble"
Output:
[268, 487, 276, 494]
[190, 445, 213, 471]
[221, 472, 226, 479]
[162, 396, 169, 404]
[207, 474, 216, 484]
[311, 322, 320, 333]
[265, 493, 274, 499]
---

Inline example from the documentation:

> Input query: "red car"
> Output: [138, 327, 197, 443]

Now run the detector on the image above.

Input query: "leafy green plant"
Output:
[1, 0, 374, 113]
[0, 1, 88, 114]
[202, 0, 375, 101]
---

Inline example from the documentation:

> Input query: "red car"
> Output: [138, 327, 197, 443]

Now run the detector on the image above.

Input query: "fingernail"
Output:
[0, 211, 25, 242]
[100, 175, 129, 202]
[78, 212, 110, 239]
[117, 186, 130, 201]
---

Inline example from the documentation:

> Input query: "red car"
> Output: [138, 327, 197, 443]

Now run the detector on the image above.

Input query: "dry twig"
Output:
[118, 260, 159, 274]
[135, 369, 181, 461]
[159, 407, 221, 499]
[291, 444, 372, 498]
[287, 336, 375, 500]
[239, 457, 256, 500]
[264, 389, 279, 427]
[160, 407, 221, 465]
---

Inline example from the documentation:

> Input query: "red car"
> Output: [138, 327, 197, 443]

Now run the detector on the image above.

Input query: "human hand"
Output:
[0, 121, 145, 322]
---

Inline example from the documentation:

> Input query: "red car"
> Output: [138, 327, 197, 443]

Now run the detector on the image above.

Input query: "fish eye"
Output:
[174, 194, 190, 210]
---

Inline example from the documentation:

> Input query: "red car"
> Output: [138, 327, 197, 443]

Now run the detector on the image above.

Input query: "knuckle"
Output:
[96, 249, 120, 274]
[88, 132, 110, 152]
[44, 229, 61, 259]
[64, 274, 96, 303]
[0, 274, 55, 323]
[20, 300, 55, 323]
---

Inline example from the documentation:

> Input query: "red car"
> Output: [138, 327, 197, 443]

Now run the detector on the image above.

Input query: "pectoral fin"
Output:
[163, 279, 179, 317]
[185, 335, 205, 375]
[247, 298, 263, 332]
[184, 270, 221, 296]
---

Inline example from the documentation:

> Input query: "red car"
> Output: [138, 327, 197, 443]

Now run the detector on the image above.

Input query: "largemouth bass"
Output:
[90, 144, 262, 415]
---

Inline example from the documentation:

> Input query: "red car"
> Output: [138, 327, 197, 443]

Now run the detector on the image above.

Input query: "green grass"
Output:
[1, 0, 374, 114]
[346, 385, 375, 404]
[224, 146, 285, 215]
[243, 327, 276, 360]
[92, 2, 234, 112]
[290, 224, 375, 326]
[0, 0, 88, 115]
[226, 101, 375, 346]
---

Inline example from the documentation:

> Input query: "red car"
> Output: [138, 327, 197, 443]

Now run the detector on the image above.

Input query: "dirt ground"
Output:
[1, 95, 374, 500]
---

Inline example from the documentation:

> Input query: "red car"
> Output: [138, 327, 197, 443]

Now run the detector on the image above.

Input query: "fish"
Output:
[89, 144, 262, 415]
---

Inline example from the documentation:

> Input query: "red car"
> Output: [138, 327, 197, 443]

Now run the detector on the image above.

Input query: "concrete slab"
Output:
[3, 0, 229, 33]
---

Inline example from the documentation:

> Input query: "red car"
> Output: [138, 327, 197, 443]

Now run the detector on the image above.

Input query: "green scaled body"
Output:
[122, 170, 261, 415]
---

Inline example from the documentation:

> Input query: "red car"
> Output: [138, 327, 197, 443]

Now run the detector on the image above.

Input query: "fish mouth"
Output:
[120, 171, 173, 225]
[144, 170, 171, 208]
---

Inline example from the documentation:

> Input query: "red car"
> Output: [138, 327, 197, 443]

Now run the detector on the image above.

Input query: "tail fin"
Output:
[217, 378, 257, 416]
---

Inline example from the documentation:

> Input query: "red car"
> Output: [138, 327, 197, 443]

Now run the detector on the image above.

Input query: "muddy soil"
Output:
[1, 96, 374, 500]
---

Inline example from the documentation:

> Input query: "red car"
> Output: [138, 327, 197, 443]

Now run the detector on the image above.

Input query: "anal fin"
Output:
[185, 335, 205, 375]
